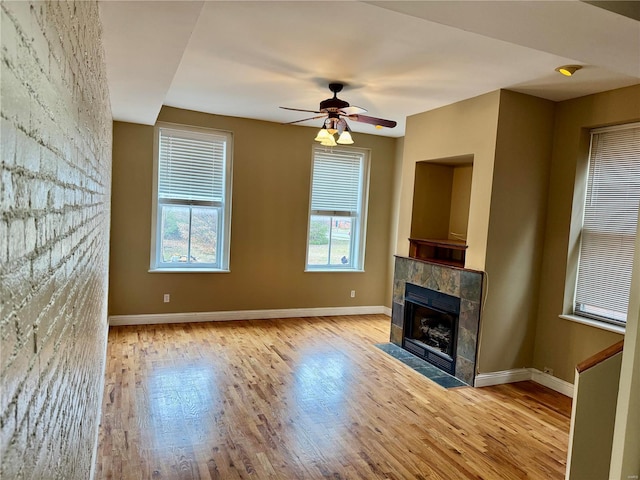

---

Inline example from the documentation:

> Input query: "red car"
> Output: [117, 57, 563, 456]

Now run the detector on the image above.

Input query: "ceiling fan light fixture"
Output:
[320, 134, 337, 147]
[336, 118, 347, 135]
[337, 121, 353, 145]
[337, 130, 353, 145]
[314, 126, 332, 142]
[325, 117, 339, 135]
[281, 83, 396, 146]
[555, 65, 582, 76]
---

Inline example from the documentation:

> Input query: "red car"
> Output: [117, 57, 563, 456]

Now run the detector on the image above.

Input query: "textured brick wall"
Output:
[1, 1, 111, 478]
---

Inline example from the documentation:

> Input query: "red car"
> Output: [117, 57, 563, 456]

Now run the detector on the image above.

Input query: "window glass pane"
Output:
[161, 206, 189, 263]
[330, 217, 353, 266]
[191, 207, 219, 264]
[307, 215, 331, 265]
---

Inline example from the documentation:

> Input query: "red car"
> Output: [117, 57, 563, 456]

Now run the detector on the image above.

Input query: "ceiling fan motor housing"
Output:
[320, 96, 349, 112]
[320, 82, 349, 112]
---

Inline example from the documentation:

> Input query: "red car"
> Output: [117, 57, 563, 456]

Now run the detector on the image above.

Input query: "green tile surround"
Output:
[391, 256, 483, 386]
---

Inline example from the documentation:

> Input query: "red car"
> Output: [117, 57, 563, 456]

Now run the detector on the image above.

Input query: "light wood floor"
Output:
[96, 314, 571, 480]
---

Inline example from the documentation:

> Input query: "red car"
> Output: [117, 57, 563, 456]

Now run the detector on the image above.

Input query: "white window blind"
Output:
[158, 127, 226, 204]
[575, 123, 640, 324]
[311, 149, 364, 214]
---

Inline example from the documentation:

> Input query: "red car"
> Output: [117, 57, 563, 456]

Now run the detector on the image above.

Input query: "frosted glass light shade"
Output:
[314, 128, 332, 142]
[320, 135, 337, 146]
[337, 131, 353, 145]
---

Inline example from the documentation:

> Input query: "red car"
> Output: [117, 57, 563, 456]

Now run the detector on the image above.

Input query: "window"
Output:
[151, 124, 232, 271]
[574, 123, 640, 325]
[306, 145, 370, 271]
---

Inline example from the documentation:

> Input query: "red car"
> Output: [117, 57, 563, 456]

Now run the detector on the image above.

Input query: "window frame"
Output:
[305, 145, 370, 272]
[150, 122, 233, 272]
[571, 122, 640, 328]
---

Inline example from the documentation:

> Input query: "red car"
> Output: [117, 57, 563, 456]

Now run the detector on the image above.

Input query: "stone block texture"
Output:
[1, 2, 111, 478]
[392, 256, 483, 386]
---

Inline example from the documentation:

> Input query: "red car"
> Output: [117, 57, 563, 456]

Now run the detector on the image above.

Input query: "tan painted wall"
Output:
[610, 217, 640, 479]
[0, 2, 112, 478]
[398, 90, 501, 271]
[109, 107, 398, 315]
[533, 85, 640, 383]
[449, 165, 472, 240]
[479, 90, 555, 373]
[566, 352, 623, 480]
[409, 162, 472, 242]
[386, 138, 405, 307]
[410, 163, 453, 240]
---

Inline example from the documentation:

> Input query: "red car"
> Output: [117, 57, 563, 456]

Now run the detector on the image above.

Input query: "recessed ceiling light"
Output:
[555, 65, 583, 77]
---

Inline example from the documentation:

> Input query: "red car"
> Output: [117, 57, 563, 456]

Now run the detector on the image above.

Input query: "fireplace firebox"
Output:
[403, 283, 460, 375]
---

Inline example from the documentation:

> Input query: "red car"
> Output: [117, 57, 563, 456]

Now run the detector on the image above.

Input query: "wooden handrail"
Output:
[576, 340, 624, 373]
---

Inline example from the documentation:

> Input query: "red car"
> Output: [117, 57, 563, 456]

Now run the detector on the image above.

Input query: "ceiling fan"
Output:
[280, 83, 397, 146]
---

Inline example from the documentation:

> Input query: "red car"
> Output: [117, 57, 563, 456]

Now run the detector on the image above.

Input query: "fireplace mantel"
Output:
[408, 238, 467, 267]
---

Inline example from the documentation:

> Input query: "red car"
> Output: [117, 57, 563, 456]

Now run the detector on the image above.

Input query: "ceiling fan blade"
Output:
[339, 105, 367, 115]
[280, 107, 323, 114]
[347, 114, 397, 128]
[283, 114, 328, 125]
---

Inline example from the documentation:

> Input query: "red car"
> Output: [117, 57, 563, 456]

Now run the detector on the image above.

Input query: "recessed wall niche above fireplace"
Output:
[391, 256, 483, 386]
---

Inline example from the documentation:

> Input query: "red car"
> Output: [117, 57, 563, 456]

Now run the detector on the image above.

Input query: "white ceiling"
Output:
[98, 1, 640, 137]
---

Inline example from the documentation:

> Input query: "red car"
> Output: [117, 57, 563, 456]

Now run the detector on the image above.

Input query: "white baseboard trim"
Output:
[109, 305, 390, 326]
[474, 368, 532, 388]
[530, 368, 574, 398]
[475, 368, 574, 398]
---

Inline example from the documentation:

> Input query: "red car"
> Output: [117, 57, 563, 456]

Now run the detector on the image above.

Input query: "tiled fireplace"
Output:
[391, 256, 483, 386]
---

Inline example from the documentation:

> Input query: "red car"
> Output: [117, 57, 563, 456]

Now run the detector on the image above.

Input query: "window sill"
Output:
[148, 268, 230, 273]
[559, 314, 625, 335]
[304, 268, 364, 273]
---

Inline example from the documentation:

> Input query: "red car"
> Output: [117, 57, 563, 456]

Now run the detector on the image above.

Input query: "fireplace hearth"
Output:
[403, 283, 459, 375]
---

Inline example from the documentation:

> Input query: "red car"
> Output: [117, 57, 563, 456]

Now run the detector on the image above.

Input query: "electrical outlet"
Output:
[350, 290, 356, 298]
[163, 294, 170, 303]
[543, 367, 553, 376]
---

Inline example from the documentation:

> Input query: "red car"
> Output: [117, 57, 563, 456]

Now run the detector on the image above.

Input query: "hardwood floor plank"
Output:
[96, 315, 570, 479]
